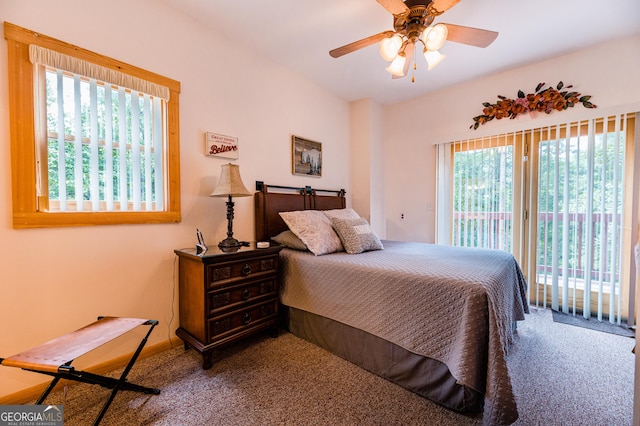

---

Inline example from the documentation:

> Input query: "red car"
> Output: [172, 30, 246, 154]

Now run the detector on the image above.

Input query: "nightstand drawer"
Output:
[175, 243, 282, 369]
[209, 299, 278, 342]
[208, 278, 277, 314]
[207, 254, 278, 287]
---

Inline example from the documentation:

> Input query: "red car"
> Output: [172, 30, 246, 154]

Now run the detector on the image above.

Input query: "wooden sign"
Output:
[205, 132, 239, 159]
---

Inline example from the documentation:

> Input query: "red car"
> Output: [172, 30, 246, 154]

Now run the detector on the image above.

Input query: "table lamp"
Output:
[210, 163, 251, 250]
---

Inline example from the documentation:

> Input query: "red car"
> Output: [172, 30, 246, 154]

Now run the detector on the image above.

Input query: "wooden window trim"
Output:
[4, 22, 181, 228]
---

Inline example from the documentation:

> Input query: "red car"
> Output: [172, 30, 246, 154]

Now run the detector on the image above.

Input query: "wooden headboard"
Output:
[254, 181, 346, 242]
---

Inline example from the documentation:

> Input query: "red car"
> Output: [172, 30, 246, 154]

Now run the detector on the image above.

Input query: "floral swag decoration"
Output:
[470, 81, 596, 130]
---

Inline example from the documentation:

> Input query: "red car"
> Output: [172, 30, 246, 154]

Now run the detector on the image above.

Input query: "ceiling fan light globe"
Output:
[379, 34, 403, 61]
[386, 54, 406, 76]
[422, 23, 448, 51]
[424, 49, 446, 70]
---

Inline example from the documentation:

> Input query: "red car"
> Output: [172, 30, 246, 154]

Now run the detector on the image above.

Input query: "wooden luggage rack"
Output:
[1, 316, 160, 425]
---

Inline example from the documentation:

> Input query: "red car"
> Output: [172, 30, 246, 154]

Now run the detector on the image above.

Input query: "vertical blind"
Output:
[437, 113, 631, 324]
[436, 133, 517, 252]
[29, 44, 168, 213]
[38, 65, 166, 212]
[536, 115, 627, 323]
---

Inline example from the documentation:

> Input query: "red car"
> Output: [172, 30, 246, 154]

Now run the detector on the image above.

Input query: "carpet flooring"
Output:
[34, 308, 635, 426]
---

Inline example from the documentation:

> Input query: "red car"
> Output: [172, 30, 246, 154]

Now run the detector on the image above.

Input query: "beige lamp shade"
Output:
[210, 163, 251, 198]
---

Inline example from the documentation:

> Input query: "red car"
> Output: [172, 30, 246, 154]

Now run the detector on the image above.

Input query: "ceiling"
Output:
[160, 0, 640, 105]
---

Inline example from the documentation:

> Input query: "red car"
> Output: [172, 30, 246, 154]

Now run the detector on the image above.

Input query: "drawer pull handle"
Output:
[242, 312, 252, 324]
[241, 289, 251, 300]
[241, 264, 252, 275]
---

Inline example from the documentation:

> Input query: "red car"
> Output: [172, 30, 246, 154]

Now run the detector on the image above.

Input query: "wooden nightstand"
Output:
[174, 242, 283, 369]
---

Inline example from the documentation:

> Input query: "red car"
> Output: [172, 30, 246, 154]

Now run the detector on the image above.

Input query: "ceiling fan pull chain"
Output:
[412, 60, 417, 83]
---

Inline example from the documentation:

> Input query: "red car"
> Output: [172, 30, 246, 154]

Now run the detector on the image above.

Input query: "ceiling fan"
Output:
[329, 0, 498, 79]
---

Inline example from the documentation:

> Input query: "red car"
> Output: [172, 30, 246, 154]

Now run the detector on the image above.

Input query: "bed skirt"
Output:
[283, 306, 483, 415]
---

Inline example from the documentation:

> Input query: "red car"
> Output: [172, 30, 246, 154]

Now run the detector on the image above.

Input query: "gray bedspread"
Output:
[279, 240, 529, 426]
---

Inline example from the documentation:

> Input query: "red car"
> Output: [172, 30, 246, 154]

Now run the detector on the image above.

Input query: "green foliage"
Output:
[452, 145, 513, 251]
[536, 132, 625, 280]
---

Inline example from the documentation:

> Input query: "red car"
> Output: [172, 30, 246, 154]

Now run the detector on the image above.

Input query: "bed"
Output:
[254, 182, 529, 426]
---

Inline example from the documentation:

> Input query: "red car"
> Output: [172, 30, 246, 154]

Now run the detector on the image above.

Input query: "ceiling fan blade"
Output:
[376, 0, 409, 16]
[329, 30, 395, 58]
[392, 41, 414, 79]
[443, 23, 498, 48]
[430, 0, 461, 14]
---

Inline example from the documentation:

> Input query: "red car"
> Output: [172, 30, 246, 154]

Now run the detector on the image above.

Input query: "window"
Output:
[5, 22, 181, 228]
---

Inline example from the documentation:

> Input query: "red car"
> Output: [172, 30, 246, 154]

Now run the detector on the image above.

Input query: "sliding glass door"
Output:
[437, 113, 636, 324]
[532, 116, 631, 323]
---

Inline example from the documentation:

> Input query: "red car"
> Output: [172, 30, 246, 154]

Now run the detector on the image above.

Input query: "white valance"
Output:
[29, 44, 170, 100]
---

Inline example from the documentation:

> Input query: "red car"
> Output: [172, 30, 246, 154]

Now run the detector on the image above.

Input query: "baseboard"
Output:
[0, 337, 181, 405]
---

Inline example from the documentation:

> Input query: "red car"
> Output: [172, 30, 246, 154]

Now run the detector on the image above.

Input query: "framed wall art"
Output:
[292, 135, 322, 177]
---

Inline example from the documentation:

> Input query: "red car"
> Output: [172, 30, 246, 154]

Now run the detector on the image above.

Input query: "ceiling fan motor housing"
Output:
[393, 3, 436, 42]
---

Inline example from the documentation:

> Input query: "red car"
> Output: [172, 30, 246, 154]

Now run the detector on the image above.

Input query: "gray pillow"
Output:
[271, 230, 308, 251]
[331, 217, 384, 254]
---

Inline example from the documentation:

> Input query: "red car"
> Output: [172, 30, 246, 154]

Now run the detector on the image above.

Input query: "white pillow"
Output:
[321, 208, 360, 221]
[279, 210, 343, 256]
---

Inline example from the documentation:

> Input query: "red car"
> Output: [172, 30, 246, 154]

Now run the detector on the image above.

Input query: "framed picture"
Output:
[292, 135, 322, 177]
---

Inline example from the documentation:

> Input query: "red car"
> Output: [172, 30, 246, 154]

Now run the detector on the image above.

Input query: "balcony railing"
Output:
[453, 210, 621, 291]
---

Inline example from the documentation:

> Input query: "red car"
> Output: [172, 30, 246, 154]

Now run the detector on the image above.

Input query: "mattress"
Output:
[279, 240, 529, 426]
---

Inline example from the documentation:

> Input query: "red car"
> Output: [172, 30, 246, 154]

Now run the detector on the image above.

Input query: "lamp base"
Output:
[218, 237, 249, 251]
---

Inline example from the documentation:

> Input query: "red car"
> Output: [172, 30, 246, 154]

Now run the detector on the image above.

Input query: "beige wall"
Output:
[0, 0, 350, 398]
[349, 99, 385, 238]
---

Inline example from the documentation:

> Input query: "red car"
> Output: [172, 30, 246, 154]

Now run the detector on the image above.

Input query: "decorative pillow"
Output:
[331, 217, 384, 254]
[271, 230, 308, 251]
[321, 208, 360, 221]
[279, 210, 343, 256]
